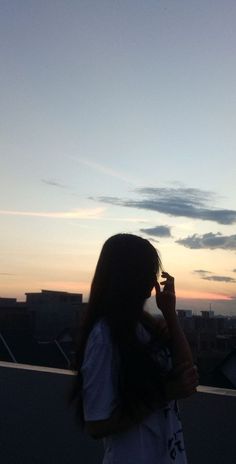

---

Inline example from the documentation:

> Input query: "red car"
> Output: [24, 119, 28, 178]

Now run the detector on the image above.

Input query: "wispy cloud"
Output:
[94, 187, 236, 225]
[176, 233, 236, 250]
[0, 208, 105, 219]
[0, 272, 15, 276]
[103, 216, 150, 223]
[140, 225, 172, 237]
[41, 179, 67, 189]
[193, 270, 236, 283]
[69, 156, 138, 185]
[193, 270, 212, 276]
[201, 275, 236, 283]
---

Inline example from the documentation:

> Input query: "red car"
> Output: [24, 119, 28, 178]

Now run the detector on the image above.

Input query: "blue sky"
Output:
[1, 1, 236, 313]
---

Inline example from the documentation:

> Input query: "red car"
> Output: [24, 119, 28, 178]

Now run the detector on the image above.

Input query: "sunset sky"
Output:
[1, 1, 236, 314]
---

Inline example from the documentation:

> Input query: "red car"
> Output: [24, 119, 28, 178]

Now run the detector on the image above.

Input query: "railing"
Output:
[1, 361, 236, 464]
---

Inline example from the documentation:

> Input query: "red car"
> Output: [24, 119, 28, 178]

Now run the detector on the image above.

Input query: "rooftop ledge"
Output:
[1, 361, 236, 464]
[1, 359, 236, 397]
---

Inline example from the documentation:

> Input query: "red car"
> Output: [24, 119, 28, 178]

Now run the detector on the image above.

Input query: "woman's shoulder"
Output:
[82, 319, 113, 366]
[87, 318, 112, 346]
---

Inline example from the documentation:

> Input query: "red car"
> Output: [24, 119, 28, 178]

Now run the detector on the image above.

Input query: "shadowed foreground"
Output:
[1, 362, 236, 464]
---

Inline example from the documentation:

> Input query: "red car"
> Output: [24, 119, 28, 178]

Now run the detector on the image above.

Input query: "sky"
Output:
[1, 0, 236, 314]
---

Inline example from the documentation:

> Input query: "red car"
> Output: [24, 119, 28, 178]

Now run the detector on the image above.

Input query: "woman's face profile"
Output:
[142, 272, 157, 299]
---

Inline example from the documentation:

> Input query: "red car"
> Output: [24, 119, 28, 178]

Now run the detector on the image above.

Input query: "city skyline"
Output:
[1, 2, 236, 313]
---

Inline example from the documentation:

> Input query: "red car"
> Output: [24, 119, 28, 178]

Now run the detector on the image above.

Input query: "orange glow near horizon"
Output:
[1, 281, 91, 302]
[1, 282, 234, 304]
[176, 289, 233, 301]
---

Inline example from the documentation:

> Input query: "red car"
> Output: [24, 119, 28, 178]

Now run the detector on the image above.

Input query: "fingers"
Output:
[161, 271, 174, 279]
[155, 273, 174, 293]
[155, 273, 176, 313]
[160, 272, 175, 293]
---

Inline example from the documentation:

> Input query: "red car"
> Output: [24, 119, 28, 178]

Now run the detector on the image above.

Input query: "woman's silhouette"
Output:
[71, 233, 198, 463]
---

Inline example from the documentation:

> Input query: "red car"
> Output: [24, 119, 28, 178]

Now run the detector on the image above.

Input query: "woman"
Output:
[72, 234, 198, 463]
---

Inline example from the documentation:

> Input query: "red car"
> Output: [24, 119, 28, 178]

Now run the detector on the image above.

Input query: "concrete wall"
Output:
[1, 363, 236, 464]
[0, 364, 103, 464]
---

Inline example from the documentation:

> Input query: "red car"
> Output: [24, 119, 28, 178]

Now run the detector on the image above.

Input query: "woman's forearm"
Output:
[165, 312, 193, 367]
[155, 273, 193, 368]
[160, 311, 198, 401]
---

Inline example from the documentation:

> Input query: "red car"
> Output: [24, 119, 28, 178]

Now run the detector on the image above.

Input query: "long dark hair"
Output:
[70, 234, 167, 425]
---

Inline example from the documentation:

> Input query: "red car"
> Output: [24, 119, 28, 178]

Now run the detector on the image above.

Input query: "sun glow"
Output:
[177, 289, 232, 301]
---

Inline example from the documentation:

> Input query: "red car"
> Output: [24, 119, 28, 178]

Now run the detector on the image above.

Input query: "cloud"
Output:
[94, 187, 236, 224]
[193, 270, 212, 276]
[0, 208, 105, 219]
[42, 179, 67, 189]
[176, 233, 236, 250]
[140, 225, 171, 237]
[0, 272, 15, 276]
[193, 269, 236, 283]
[201, 275, 236, 283]
[70, 156, 138, 185]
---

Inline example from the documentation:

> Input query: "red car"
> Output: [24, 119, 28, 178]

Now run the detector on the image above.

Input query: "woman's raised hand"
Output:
[155, 272, 176, 318]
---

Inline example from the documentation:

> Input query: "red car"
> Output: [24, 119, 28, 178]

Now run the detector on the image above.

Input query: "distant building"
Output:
[0, 289, 86, 368]
[0, 298, 30, 332]
[176, 308, 236, 388]
[26, 289, 84, 340]
[177, 310, 194, 332]
[201, 310, 215, 318]
[177, 310, 193, 318]
[0, 297, 17, 307]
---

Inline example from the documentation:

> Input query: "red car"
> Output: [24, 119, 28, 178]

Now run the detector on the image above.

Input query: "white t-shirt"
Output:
[81, 318, 188, 464]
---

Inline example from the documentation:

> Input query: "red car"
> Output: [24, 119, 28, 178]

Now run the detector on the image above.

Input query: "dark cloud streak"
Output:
[140, 225, 171, 237]
[94, 187, 236, 225]
[176, 233, 236, 250]
[202, 275, 236, 283]
[0, 272, 15, 276]
[193, 269, 212, 275]
[42, 179, 67, 189]
[193, 269, 236, 283]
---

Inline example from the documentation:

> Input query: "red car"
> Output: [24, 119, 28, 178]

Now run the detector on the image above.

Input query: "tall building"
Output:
[26, 289, 84, 340]
[0, 290, 86, 368]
